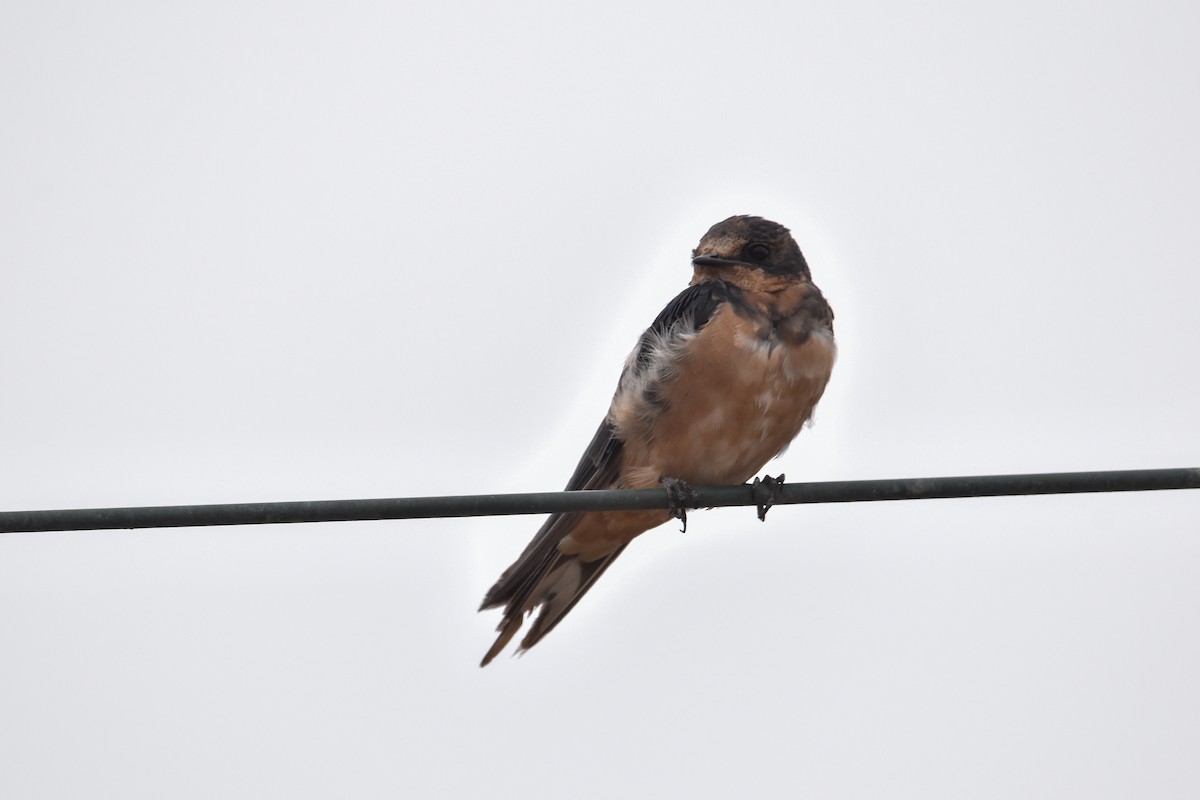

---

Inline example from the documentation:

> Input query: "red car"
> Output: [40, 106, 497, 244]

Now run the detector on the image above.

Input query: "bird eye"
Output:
[746, 243, 770, 262]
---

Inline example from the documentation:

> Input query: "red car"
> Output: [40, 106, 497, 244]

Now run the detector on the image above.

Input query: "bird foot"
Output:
[659, 476, 699, 532]
[752, 473, 786, 521]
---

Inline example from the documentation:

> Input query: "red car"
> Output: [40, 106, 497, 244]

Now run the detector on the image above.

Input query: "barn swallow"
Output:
[479, 215, 836, 666]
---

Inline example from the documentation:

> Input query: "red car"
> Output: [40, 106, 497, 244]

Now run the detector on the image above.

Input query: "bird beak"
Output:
[692, 254, 741, 268]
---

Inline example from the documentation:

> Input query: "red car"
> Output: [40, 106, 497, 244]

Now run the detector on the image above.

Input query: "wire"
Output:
[1, 467, 1197, 534]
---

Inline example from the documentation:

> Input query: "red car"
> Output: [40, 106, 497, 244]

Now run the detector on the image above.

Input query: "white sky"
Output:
[3, 1, 1199, 797]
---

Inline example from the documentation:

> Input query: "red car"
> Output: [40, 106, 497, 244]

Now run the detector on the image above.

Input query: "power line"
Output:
[1, 467, 1197, 534]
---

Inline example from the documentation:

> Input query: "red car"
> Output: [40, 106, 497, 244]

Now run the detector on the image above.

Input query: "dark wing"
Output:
[478, 281, 729, 665]
[477, 419, 621, 617]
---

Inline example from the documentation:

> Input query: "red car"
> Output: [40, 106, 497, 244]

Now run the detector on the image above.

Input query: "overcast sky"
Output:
[3, 1, 1200, 798]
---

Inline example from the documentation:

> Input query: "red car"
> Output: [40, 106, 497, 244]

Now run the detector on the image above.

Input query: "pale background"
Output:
[3, 1, 1199, 797]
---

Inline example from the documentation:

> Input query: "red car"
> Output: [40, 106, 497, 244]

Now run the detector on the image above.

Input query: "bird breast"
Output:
[615, 293, 836, 489]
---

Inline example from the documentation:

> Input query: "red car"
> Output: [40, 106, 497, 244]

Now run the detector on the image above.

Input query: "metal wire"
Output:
[1, 467, 1197, 534]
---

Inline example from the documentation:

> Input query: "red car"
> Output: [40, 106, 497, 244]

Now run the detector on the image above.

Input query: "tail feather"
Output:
[479, 512, 578, 613]
[480, 419, 628, 666]
[517, 544, 628, 649]
[479, 512, 628, 666]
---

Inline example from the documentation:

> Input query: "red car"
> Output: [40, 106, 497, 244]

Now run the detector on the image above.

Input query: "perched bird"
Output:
[479, 215, 836, 666]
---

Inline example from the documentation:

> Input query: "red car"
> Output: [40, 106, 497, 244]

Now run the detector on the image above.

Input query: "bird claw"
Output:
[752, 473, 786, 521]
[660, 476, 699, 532]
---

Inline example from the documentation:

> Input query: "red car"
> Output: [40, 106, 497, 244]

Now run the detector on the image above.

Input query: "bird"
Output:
[479, 215, 836, 666]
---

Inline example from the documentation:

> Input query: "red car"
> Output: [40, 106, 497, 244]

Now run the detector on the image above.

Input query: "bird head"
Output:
[691, 215, 810, 280]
